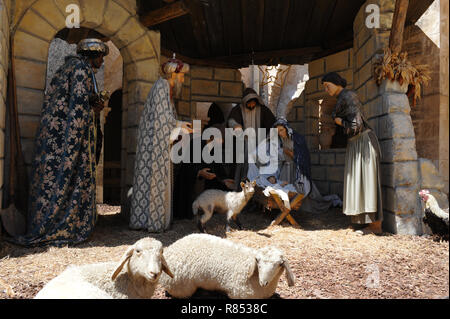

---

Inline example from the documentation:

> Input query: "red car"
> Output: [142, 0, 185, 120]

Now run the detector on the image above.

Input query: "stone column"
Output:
[0, 0, 10, 210]
[439, 0, 449, 194]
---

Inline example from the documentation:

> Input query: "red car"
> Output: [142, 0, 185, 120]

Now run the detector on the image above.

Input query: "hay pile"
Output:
[0, 205, 448, 299]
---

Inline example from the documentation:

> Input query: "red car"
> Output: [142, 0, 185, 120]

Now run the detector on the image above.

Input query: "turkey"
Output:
[419, 189, 449, 241]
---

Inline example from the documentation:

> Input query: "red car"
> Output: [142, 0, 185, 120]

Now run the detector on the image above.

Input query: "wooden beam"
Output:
[140, 1, 189, 27]
[184, 0, 211, 57]
[389, 0, 410, 53]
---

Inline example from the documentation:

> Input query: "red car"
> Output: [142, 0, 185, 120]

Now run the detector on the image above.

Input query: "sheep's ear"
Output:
[161, 252, 174, 278]
[111, 246, 134, 281]
[282, 258, 295, 287]
[240, 181, 245, 189]
[251, 180, 256, 187]
[246, 257, 258, 279]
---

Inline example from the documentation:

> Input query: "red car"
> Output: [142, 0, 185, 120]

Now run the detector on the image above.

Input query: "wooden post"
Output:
[389, 0, 410, 53]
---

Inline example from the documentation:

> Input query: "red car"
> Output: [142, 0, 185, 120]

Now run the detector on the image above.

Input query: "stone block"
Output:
[320, 152, 335, 165]
[191, 79, 219, 96]
[126, 127, 138, 153]
[21, 138, 35, 165]
[19, 115, 40, 138]
[310, 152, 319, 165]
[114, 17, 146, 49]
[380, 138, 418, 163]
[214, 68, 236, 81]
[305, 78, 318, 94]
[308, 59, 325, 78]
[325, 50, 350, 72]
[380, 79, 408, 94]
[0, 99, 5, 130]
[17, 88, 44, 115]
[384, 185, 420, 216]
[419, 158, 446, 191]
[15, 59, 47, 90]
[315, 181, 329, 195]
[327, 166, 345, 182]
[0, 128, 4, 158]
[366, 79, 380, 101]
[124, 34, 158, 62]
[80, 0, 107, 28]
[125, 58, 159, 82]
[127, 81, 153, 106]
[330, 182, 344, 198]
[126, 154, 136, 185]
[378, 113, 416, 140]
[311, 165, 326, 181]
[296, 107, 304, 120]
[220, 82, 242, 97]
[177, 101, 191, 117]
[191, 67, 213, 79]
[18, 9, 56, 41]
[14, 31, 49, 63]
[382, 161, 419, 188]
[382, 93, 411, 114]
[338, 69, 353, 88]
[336, 152, 346, 165]
[97, 0, 130, 37]
[33, 0, 68, 30]
[0, 67, 6, 102]
[382, 210, 423, 235]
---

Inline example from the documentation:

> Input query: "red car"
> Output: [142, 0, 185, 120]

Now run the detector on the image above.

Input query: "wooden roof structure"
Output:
[137, 0, 434, 68]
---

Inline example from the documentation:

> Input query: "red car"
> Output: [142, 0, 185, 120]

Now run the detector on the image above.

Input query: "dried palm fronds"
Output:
[373, 48, 431, 106]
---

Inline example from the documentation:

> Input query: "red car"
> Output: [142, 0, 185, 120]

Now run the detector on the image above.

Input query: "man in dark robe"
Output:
[227, 88, 276, 190]
[11, 39, 109, 247]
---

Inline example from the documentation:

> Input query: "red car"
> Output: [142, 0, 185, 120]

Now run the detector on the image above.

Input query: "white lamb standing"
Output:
[192, 180, 256, 233]
[34, 237, 173, 299]
[159, 234, 295, 299]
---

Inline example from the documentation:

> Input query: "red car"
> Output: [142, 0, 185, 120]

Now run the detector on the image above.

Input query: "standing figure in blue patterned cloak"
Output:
[130, 56, 192, 232]
[11, 39, 109, 246]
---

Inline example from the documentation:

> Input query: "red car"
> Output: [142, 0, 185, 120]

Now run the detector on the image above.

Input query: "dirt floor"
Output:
[0, 204, 448, 299]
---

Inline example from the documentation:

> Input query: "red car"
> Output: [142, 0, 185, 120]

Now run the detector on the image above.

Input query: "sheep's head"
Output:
[252, 246, 295, 288]
[240, 180, 256, 198]
[111, 238, 173, 283]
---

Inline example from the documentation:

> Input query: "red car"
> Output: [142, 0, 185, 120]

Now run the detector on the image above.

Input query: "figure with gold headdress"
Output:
[11, 39, 109, 246]
[130, 55, 192, 232]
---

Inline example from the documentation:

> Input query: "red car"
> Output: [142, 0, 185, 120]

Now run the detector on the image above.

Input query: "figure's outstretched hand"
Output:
[181, 121, 193, 134]
[198, 168, 216, 180]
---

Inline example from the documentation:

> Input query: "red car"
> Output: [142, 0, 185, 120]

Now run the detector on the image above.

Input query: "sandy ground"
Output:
[0, 204, 448, 299]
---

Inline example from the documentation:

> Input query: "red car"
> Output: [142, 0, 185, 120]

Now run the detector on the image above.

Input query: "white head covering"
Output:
[161, 54, 190, 75]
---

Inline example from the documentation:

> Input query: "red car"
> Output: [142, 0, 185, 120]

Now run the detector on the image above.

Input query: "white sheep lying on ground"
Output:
[34, 237, 173, 299]
[192, 180, 256, 233]
[159, 234, 295, 299]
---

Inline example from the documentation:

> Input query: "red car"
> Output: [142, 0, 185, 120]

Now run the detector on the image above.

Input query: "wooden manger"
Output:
[253, 186, 305, 227]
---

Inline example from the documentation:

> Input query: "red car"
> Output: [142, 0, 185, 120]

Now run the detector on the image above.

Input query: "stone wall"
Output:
[288, 49, 353, 196]
[175, 63, 244, 122]
[3, 0, 160, 215]
[439, 0, 449, 194]
[353, 0, 448, 235]
[403, 1, 440, 176]
[0, 0, 10, 209]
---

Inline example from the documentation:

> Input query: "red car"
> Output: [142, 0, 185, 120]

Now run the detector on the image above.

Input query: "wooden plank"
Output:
[220, 0, 243, 57]
[202, 0, 226, 56]
[270, 193, 304, 227]
[184, 0, 211, 57]
[268, 192, 299, 226]
[389, 0, 410, 53]
[263, 0, 290, 51]
[140, 1, 189, 27]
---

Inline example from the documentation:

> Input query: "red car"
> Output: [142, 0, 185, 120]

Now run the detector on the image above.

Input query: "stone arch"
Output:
[12, 0, 160, 208]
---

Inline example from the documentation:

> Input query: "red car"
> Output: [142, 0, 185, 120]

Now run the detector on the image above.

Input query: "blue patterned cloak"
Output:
[130, 77, 178, 232]
[11, 56, 98, 247]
